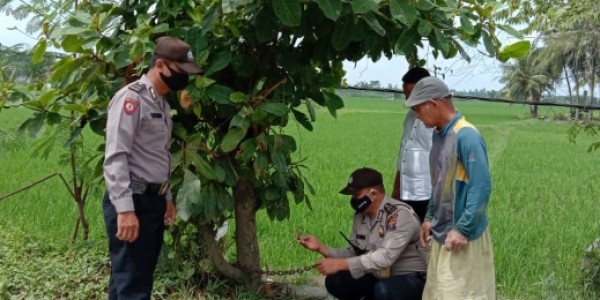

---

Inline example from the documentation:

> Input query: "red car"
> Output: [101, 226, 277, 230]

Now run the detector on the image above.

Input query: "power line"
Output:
[343, 86, 600, 111]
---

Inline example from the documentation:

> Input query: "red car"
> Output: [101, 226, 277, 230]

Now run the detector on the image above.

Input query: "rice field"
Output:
[1, 98, 599, 299]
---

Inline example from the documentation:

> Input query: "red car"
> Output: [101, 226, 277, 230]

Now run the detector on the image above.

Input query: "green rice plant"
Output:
[1, 98, 599, 299]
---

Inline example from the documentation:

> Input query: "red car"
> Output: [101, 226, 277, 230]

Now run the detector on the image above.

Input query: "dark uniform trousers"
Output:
[103, 192, 166, 300]
[325, 270, 425, 300]
[399, 199, 430, 223]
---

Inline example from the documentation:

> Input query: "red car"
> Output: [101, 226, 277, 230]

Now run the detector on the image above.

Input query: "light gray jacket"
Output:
[328, 196, 428, 279]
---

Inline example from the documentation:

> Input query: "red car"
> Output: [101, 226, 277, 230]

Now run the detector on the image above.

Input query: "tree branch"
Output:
[196, 223, 245, 284]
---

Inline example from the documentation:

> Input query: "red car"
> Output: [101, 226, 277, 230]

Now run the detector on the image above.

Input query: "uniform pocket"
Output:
[141, 118, 166, 132]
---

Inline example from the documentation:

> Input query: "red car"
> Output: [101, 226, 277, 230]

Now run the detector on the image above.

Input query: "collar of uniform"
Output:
[436, 111, 462, 137]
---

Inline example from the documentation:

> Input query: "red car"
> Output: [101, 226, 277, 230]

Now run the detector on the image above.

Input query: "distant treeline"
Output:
[340, 84, 599, 105]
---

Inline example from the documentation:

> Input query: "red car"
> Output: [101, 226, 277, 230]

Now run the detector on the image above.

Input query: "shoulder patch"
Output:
[128, 81, 145, 92]
[386, 212, 398, 231]
[383, 203, 398, 214]
[123, 98, 139, 115]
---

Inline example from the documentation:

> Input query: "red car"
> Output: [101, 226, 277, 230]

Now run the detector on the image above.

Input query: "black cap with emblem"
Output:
[154, 36, 204, 74]
[339, 167, 383, 195]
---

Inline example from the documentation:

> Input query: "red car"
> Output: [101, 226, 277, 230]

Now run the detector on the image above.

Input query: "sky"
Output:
[0, 15, 517, 92]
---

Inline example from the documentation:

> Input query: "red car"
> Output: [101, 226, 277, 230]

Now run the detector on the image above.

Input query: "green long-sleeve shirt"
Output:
[425, 112, 492, 242]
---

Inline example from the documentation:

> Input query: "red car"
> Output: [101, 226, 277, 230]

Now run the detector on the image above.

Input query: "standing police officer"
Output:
[103, 36, 203, 299]
[298, 168, 427, 300]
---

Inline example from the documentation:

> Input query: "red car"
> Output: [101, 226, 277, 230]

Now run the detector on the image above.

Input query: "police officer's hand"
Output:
[420, 221, 432, 248]
[297, 235, 323, 253]
[316, 258, 348, 276]
[164, 200, 176, 227]
[444, 229, 468, 252]
[116, 212, 139, 242]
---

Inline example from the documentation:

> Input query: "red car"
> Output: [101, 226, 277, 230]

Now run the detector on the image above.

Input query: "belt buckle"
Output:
[158, 182, 169, 196]
[130, 181, 147, 194]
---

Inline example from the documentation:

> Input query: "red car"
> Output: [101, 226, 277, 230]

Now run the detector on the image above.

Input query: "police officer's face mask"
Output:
[160, 64, 189, 91]
[350, 190, 373, 213]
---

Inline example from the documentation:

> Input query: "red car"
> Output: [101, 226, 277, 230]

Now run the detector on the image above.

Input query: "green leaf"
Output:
[65, 128, 82, 147]
[315, 0, 342, 21]
[206, 84, 233, 104]
[201, 3, 220, 34]
[306, 99, 316, 121]
[221, 127, 247, 152]
[238, 139, 257, 162]
[255, 8, 278, 42]
[195, 76, 216, 89]
[257, 103, 288, 116]
[61, 35, 85, 53]
[390, 0, 417, 26]
[254, 151, 270, 175]
[361, 13, 385, 36]
[205, 51, 232, 75]
[252, 77, 267, 96]
[497, 40, 531, 62]
[498, 24, 523, 39]
[81, 36, 101, 50]
[230, 113, 250, 130]
[151, 23, 169, 34]
[323, 91, 344, 118]
[417, 0, 436, 11]
[31, 39, 47, 64]
[272, 0, 302, 27]
[38, 90, 58, 107]
[331, 17, 354, 51]
[431, 29, 451, 57]
[460, 15, 474, 34]
[291, 108, 313, 131]
[46, 112, 62, 125]
[351, 0, 378, 14]
[222, 0, 238, 14]
[62, 104, 88, 113]
[417, 20, 432, 36]
[229, 92, 246, 104]
[177, 169, 202, 222]
[481, 30, 496, 56]
[18, 113, 46, 138]
[454, 40, 471, 63]
[187, 151, 218, 180]
[395, 25, 420, 54]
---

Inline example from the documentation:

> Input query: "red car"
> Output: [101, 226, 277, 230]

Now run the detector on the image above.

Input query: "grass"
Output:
[1, 98, 599, 299]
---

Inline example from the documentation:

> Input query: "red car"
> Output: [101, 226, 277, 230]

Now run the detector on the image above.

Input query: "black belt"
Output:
[403, 272, 426, 280]
[130, 180, 169, 196]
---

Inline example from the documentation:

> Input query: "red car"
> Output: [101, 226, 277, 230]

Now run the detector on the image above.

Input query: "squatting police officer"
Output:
[103, 36, 203, 299]
[298, 168, 428, 300]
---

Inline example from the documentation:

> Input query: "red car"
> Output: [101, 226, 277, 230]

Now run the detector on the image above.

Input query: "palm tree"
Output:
[535, 30, 586, 118]
[500, 50, 553, 118]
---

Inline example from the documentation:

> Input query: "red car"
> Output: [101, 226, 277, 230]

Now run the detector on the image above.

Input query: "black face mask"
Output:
[350, 195, 372, 213]
[160, 64, 189, 91]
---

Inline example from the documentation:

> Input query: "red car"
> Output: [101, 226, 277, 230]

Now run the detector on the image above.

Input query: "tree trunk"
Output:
[530, 104, 538, 118]
[234, 179, 261, 288]
[564, 64, 577, 120]
[574, 74, 582, 120]
[589, 57, 596, 121]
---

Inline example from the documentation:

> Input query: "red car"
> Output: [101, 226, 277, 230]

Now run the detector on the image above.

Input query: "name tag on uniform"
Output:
[151, 113, 163, 119]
